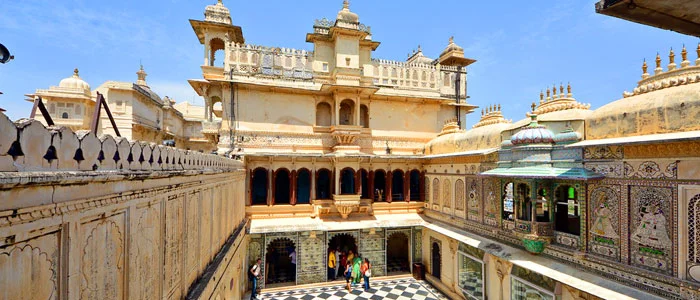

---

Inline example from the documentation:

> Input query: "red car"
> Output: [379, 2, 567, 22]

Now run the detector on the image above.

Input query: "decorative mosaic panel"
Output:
[455, 179, 465, 211]
[425, 177, 431, 204]
[442, 179, 451, 208]
[629, 186, 673, 274]
[588, 185, 621, 261]
[554, 232, 579, 249]
[584, 162, 623, 178]
[413, 227, 423, 263]
[360, 229, 386, 277]
[583, 145, 623, 160]
[483, 178, 499, 227]
[623, 160, 678, 179]
[298, 231, 326, 284]
[467, 178, 481, 222]
[687, 193, 700, 282]
[433, 178, 440, 207]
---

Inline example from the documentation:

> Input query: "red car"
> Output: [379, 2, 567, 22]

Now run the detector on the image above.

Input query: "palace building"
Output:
[183, 0, 700, 299]
[2, 1, 700, 300]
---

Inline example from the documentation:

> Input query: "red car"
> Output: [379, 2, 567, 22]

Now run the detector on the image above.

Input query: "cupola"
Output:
[58, 68, 91, 93]
[204, 0, 232, 25]
[336, 0, 359, 24]
[510, 103, 555, 145]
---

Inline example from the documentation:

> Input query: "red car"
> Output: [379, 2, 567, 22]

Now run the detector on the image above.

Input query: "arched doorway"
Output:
[409, 169, 421, 201]
[392, 170, 405, 201]
[265, 238, 296, 285]
[516, 183, 532, 221]
[387, 232, 410, 274]
[432, 242, 441, 279]
[360, 169, 369, 199]
[251, 168, 268, 205]
[296, 169, 311, 204]
[340, 168, 355, 195]
[274, 169, 291, 205]
[555, 185, 580, 235]
[328, 233, 358, 281]
[374, 170, 386, 201]
[316, 169, 332, 199]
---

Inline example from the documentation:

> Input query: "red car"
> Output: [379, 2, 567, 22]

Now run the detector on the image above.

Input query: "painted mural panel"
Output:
[588, 185, 621, 261]
[455, 179, 465, 211]
[483, 178, 499, 227]
[687, 193, 700, 282]
[629, 186, 673, 274]
[467, 178, 480, 222]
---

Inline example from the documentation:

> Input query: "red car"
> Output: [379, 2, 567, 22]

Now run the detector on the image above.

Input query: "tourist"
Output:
[339, 251, 347, 279]
[327, 248, 336, 280]
[289, 247, 297, 280]
[352, 255, 362, 285]
[346, 250, 354, 265]
[344, 262, 353, 291]
[249, 258, 261, 300]
[361, 258, 372, 291]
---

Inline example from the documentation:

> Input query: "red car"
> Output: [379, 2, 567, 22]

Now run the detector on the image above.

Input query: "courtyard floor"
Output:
[249, 276, 449, 300]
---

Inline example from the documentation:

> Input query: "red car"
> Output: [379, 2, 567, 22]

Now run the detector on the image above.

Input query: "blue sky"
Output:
[0, 0, 697, 128]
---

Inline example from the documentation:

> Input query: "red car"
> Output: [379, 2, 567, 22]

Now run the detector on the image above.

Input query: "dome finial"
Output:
[449, 36, 454, 44]
[567, 82, 572, 97]
[696, 43, 700, 66]
[73, 68, 79, 77]
[531, 102, 536, 112]
[681, 44, 690, 68]
[668, 47, 677, 71]
[539, 90, 544, 103]
[343, 0, 349, 9]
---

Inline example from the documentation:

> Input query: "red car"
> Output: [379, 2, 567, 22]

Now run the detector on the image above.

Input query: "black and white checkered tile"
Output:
[257, 278, 448, 300]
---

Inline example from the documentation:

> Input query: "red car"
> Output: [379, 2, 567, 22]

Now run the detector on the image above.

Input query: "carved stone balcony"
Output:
[332, 194, 361, 219]
[202, 120, 221, 135]
[330, 125, 362, 153]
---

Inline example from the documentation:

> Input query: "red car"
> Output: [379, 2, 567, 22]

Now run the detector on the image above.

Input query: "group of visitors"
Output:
[328, 248, 372, 291]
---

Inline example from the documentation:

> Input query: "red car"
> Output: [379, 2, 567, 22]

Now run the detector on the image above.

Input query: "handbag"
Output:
[364, 268, 372, 277]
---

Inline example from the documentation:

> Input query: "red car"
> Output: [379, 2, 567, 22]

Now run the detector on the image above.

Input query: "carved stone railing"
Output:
[0, 113, 239, 172]
[228, 43, 313, 80]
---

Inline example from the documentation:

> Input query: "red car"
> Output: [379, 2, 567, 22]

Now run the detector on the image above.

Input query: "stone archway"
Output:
[265, 237, 296, 285]
[387, 231, 410, 274]
[431, 241, 441, 279]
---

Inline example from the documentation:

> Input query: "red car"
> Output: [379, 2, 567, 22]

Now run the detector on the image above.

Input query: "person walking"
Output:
[265, 248, 277, 283]
[288, 247, 297, 281]
[334, 247, 341, 279]
[344, 262, 353, 291]
[352, 255, 362, 285]
[249, 258, 261, 300]
[361, 258, 372, 291]
[327, 248, 337, 281]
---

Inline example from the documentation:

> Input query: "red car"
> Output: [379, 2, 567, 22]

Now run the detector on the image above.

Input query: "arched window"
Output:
[209, 38, 225, 67]
[360, 105, 369, 128]
[61, 112, 69, 119]
[316, 169, 332, 199]
[340, 168, 355, 195]
[296, 169, 311, 204]
[274, 169, 291, 205]
[516, 183, 531, 221]
[360, 169, 369, 199]
[443, 73, 450, 87]
[316, 102, 332, 126]
[374, 170, 386, 201]
[442, 179, 451, 208]
[392, 170, 405, 201]
[339, 99, 354, 125]
[433, 178, 440, 206]
[409, 170, 421, 201]
[251, 168, 268, 205]
[502, 182, 514, 220]
[536, 188, 550, 222]
[555, 185, 580, 235]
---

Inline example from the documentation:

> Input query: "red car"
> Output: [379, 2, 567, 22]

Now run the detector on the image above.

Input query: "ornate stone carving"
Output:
[80, 216, 125, 299]
[0, 234, 58, 300]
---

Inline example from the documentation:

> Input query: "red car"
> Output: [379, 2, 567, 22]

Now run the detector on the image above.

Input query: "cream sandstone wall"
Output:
[0, 113, 247, 300]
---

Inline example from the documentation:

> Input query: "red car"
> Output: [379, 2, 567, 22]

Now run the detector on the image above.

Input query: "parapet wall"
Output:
[0, 112, 236, 172]
[0, 112, 250, 299]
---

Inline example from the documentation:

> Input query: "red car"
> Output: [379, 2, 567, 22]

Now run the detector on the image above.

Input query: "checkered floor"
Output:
[257, 277, 448, 300]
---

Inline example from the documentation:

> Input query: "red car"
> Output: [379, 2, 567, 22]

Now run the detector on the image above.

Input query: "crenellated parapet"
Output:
[473, 104, 511, 128]
[0, 112, 240, 173]
[624, 44, 700, 97]
[534, 83, 591, 115]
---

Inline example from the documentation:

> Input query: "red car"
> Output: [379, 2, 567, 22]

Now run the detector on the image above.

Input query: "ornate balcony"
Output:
[330, 125, 362, 153]
[332, 194, 361, 219]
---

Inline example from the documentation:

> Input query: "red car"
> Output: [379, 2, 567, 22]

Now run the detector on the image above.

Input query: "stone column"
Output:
[269, 169, 275, 206]
[404, 171, 410, 202]
[368, 170, 375, 201]
[386, 170, 393, 203]
[311, 169, 316, 201]
[419, 171, 426, 201]
[354, 169, 361, 195]
[247, 169, 253, 205]
[290, 170, 297, 205]
[332, 167, 337, 197]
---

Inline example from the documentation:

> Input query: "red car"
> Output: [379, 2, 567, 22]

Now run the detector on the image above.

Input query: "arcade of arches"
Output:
[247, 166, 425, 205]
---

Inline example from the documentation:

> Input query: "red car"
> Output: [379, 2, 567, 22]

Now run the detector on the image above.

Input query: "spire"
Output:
[641, 58, 649, 79]
[343, 0, 349, 9]
[567, 82, 572, 98]
[696, 43, 700, 66]
[531, 102, 536, 112]
[73, 68, 79, 78]
[546, 88, 551, 101]
[539, 90, 544, 104]
[654, 52, 663, 74]
[668, 47, 677, 71]
[681, 44, 690, 68]
[136, 64, 148, 87]
[481, 108, 484, 116]
[559, 83, 564, 97]
[551, 85, 557, 99]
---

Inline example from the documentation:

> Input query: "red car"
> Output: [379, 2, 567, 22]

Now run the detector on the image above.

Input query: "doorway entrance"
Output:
[265, 238, 296, 286]
[432, 242, 441, 279]
[387, 232, 410, 274]
[328, 233, 358, 281]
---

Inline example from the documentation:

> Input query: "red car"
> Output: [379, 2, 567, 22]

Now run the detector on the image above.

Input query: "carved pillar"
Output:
[290, 170, 297, 205]
[419, 171, 426, 201]
[311, 169, 316, 201]
[332, 168, 337, 197]
[355, 170, 361, 195]
[270, 169, 275, 206]
[404, 171, 410, 202]
[247, 169, 253, 206]
[368, 170, 375, 201]
[386, 170, 393, 203]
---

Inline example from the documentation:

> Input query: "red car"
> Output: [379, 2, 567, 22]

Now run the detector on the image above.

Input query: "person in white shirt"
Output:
[289, 248, 297, 280]
[249, 258, 261, 300]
